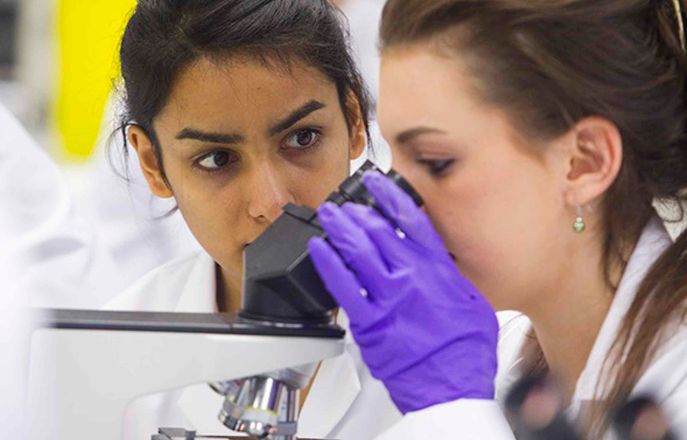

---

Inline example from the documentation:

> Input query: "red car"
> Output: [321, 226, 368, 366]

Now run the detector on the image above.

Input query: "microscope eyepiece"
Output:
[240, 160, 423, 325]
[325, 161, 423, 209]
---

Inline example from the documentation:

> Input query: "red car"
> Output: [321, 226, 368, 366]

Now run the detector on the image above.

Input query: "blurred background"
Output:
[0, 0, 136, 158]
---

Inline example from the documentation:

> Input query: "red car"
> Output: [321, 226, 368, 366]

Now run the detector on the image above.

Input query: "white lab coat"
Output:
[0, 244, 31, 440]
[0, 103, 119, 308]
[105, 252, 402, 439]
[0, 265, 32, 440]
[378, 216, 687, 439]
[67, 96, 201, 291]
[0, 102, 125, 439]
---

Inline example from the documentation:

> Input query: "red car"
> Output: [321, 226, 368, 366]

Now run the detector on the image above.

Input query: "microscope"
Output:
[26, 161, 422, 440]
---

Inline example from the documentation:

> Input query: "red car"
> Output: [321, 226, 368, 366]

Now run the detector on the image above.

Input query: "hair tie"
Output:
[672, 0, 686, 51]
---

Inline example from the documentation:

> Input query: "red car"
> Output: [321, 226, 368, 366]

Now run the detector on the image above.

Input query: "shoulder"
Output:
[103, 251, 213, 311]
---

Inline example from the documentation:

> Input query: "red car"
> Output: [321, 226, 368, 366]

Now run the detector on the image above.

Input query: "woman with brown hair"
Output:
[310, 0, 687, 438]
[105, 0, 404, 438]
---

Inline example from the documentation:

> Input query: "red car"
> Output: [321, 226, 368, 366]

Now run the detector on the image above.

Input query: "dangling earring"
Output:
[573, 206, 585, 233]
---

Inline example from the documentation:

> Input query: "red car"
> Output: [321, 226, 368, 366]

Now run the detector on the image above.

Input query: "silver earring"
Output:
[573, 206, 585, 233]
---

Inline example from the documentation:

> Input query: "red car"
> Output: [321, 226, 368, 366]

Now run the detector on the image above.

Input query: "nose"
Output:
[246, 162, 295, 223]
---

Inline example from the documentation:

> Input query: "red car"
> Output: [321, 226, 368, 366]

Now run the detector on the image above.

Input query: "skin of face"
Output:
[130, 56, 366, 310]
[377, 45, 622, 315]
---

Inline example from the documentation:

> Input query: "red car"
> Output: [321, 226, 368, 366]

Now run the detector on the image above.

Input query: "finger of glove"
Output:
[363, 171, 445, 250]
[307, 237, 370, 321]
[340, 203, 416, 271]
[317, 202, 390, 290]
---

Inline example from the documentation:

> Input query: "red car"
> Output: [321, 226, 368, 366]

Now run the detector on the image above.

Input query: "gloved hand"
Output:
[308, 171, 499, 414]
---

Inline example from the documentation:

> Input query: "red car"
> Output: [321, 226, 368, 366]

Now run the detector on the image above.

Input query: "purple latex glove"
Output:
[308, 171, 498, 414]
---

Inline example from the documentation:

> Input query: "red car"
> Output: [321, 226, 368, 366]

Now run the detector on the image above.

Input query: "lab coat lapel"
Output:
[175, 251, 218, 313]
[176, 252, 229, 432]
[494, 311, 532, 401]
[298, 311, 362, 439]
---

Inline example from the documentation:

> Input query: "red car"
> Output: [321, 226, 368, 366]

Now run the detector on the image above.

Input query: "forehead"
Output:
[156, 55, 339, 129]
[379, 46, 539, 154]
[378, 46, 488, 133]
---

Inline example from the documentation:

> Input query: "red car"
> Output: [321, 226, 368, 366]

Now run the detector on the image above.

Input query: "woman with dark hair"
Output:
[105, 1, 401, 438]
[311, 0, 687, 438]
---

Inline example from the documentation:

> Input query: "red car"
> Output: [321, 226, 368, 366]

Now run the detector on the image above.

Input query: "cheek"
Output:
[162, 141, 352, 269]
[291, 145, 351, 207]
[419, 155, 561, 308]
[164, 164, 247, 266]
[175, 185, 242, 237]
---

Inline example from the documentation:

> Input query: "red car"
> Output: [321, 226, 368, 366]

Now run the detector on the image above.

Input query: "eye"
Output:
[195, 151, 237, 171]
[283, 129, 322, 150]
[417, 159, 455, 176]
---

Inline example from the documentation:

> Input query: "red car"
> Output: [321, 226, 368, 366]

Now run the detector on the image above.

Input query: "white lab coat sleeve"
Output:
[0, 104, 127, 308]
[0, 258, 31, 439]
[375, 399, 516, 440]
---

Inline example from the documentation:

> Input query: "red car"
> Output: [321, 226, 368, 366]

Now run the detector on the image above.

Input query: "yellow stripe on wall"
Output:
[53, 0, 136, 159]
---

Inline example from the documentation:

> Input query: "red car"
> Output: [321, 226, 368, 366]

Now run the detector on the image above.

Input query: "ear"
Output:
[563, 116, 623, 207]
[345, 92, 367, 160]
[128, 125, 174, 198]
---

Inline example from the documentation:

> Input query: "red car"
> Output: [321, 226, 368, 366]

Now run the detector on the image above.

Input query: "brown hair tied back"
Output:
[381, 0, 687, 435]
[671, 0, 686, 51]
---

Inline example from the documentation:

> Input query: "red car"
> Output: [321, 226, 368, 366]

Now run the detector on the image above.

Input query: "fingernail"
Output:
[362, 171, 383, 185]
[308, 237, 326, 256]
[308, 236, 323, 248]
[341, 202, 363, 214]
[318, 202, 338, 218]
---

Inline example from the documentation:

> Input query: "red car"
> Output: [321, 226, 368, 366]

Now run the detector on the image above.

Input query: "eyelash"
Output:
[281, 128, 323, 152]
[193, 128, 323, 173]
[417, 158, 455, 177]
[194, 150, 238, 173]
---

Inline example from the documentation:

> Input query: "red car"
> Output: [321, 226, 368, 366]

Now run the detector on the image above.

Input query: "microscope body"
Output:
[26, 310, 344, 440]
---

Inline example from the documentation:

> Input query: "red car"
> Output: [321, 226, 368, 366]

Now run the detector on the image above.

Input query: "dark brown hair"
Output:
[117, 0, 372, 181]
[381, 0, 687, 434]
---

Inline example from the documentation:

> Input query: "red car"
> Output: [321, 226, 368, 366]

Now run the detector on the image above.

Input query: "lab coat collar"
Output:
[571, 216, 673, 405]
[175, 251, 218, 313]
[298, 310, 362, 438]
[176, 252, 228, 433]
[175, 254, 362, 436]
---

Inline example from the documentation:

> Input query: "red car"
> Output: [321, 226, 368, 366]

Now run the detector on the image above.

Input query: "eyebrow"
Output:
[396, 127, 447, 145]
[176, 128, 243, 144]
[268, 100, 326, 136]
[174, 100, 326, 145]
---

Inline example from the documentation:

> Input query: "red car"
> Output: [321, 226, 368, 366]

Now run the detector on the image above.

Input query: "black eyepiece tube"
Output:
[240, 161, 423, 324]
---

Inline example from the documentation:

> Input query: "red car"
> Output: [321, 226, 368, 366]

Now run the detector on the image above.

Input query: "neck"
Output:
[216, 264, 244, 313]
[522, 234, 621, 399]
